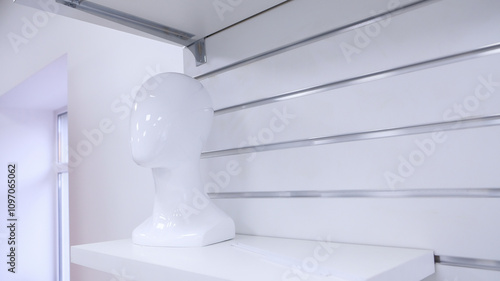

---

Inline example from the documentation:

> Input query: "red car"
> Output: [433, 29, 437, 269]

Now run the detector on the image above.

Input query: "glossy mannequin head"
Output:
[130, 72, 213, 168]
[129, 72, 235, 247]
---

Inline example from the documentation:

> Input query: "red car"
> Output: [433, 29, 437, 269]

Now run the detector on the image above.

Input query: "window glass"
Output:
[57, 112, 68, 164]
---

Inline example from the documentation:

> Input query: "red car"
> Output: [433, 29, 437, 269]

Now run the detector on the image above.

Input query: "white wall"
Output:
[0, 108, 56, 281]
[0, 0, 175, 97]
[185, 0, 500, 280]
[0, 53, 66, 281]
[63, 12, 184, 281]
[0, 0, 72, 96]
[2, 1, 183, 280]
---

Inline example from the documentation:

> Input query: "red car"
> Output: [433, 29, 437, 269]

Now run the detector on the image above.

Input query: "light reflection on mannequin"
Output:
[130, 72, 235, 247]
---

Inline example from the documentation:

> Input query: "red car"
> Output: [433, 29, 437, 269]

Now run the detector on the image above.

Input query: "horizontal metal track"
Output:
[213, 43, 500, 115]
[201, 114, 500, 159]
[56, 0, 195, 44]
[196, 0, 440, 80]
[208, 188, 500, 199]
[436, 255, 500, 272]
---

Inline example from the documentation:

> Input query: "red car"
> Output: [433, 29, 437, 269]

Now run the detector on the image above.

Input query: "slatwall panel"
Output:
[201, 127, 500, 191]
[185, 0, 500, 279]
[423, 265, 500, 281]
[203, 54, 500, 152]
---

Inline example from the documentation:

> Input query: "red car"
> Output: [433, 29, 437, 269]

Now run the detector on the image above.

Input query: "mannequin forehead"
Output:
[135, 73, 212, 114]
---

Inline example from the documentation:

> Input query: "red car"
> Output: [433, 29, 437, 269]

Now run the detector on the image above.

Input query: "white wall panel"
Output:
[186, 0, 425, 77]
[202, 126, 500, 191]
[188, 0, 500, 276]
[194, 0, 500, 109]
[423, 264, 500, 281]
[204, 54, 500, 152]
[212, 197, 500, 261]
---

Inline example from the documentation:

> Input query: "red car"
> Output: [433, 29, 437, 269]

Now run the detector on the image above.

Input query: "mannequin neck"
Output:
[152, 161, 203, 205]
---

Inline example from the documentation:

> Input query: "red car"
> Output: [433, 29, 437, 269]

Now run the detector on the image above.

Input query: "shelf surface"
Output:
[71, 235, 435, 281]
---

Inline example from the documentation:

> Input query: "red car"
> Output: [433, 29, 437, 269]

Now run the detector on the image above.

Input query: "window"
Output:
[57, 112, 68, 164]
[56, 111, 69, 281]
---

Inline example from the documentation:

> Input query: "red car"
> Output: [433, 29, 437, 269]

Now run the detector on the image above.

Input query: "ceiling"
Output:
[89, 0, 288, 41]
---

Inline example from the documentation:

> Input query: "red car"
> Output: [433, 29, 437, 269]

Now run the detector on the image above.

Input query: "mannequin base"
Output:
[132, 210, 235, 247]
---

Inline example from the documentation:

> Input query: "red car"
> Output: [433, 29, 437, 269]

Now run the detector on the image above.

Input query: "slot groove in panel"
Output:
[435, 256, 500, 272]
[208, 188, 500, 199]
[202, 114, 500, 158]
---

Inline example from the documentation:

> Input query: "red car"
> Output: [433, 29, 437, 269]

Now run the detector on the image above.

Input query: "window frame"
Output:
[55, 107, 69, 281]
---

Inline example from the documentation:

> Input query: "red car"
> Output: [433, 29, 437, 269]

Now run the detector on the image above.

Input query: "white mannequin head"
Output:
[130, 72, 213, 168]
[129, 72, 234, 247]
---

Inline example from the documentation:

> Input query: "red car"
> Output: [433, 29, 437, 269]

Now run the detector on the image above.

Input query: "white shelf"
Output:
[71, 235, 434, 281]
